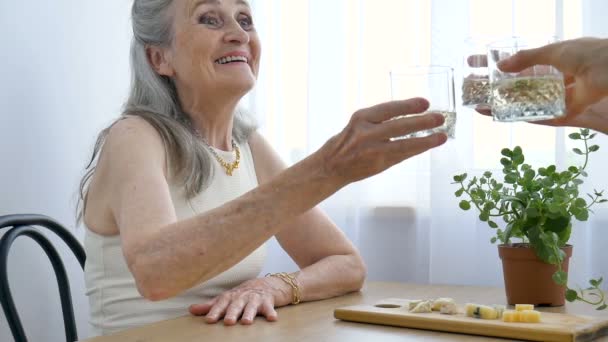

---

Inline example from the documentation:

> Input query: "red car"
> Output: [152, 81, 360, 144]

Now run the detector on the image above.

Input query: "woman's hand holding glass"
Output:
[473, 37, 608, 133]
[318, 97, 447, 187]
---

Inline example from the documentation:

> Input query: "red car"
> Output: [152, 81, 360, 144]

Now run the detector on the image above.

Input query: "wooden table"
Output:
[82, 282, 608, 342]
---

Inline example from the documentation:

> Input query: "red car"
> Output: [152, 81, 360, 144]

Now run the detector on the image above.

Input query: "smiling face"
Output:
[152, 0, 261, 103]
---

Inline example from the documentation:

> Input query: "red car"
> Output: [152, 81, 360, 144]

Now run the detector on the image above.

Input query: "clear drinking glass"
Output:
[462, 37, 496, 110]
[390, 66, 456, 138]
[487, 37, 566, 122]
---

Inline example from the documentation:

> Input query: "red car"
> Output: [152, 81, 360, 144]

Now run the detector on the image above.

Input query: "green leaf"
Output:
[553, 271, 568, 286]
[598, 304, 608, 311]
[488, 221, 498, 228]
[566, 289, 578, 302]
[459, 201, 471, 211]
[573, 148, 584, 155]
[572, 179, 584, 185]
[590, 279, 599, 287]
[526, 207, 540, 218]
[479, 212, 490, 222]
[581, 170, 588, 177]
[589, 145, 600, 152]
[548, 203, 562, 214]
[569, 133, 582, 140]
[483, 202, 495, 211]
[543, 178, 555, 187]
[524, 169, 536, 181]
[553, 188, 567, 198]
[503, 222, 516, 243]
[575, 198, 587, 208]
[505, 173, 518, 184]
[455, 189, 465, 197]
[501, 148, 512, 157]
[500, 158, 512, 167]
[484, 171, 493, 178]
[490, 237, 497, 244]
[547, 165, 557, 174]
[513, 146, 523, 155]
[568, 166, 579, 173]
[538, 168, 547, 176]
[581, 128, 590, 136]
[513, 154, 525, 165]
[590, 133, 597, 139]
[574, 208, 589, 221]
[516, 191, 530, 201]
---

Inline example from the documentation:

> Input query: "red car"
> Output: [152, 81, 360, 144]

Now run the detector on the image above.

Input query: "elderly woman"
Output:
[80, 0, 447, 336]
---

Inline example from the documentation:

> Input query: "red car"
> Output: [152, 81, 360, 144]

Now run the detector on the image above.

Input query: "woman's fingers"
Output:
[360, 97, 430, 123]
[223, 297, 248, 326]
[497, 43, 562, 73]
[239, 294, 265, 325]
[189, 300, 214, 316]
[386, 132, 448, 164]
[205, 295, 231, 323]
[371, 113, 445, 140]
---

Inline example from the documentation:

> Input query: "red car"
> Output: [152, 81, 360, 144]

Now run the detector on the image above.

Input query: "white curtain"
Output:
[253, 0, 608, 291]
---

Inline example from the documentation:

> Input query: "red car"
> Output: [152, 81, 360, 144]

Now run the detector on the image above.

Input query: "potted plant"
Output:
[452, 129, 607, 310]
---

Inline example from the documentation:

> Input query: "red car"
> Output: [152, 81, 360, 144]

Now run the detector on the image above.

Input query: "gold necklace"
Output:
[202, 138, 241, 176]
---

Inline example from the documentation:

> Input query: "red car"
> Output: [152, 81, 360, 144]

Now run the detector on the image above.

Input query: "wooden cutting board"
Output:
[334, 298, 608, 342]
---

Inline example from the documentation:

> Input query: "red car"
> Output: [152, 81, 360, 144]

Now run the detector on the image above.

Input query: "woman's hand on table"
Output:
[189, 276, 292, 325]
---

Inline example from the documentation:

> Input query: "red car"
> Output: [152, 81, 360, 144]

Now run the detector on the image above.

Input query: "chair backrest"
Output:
[0, 214, 86, 342]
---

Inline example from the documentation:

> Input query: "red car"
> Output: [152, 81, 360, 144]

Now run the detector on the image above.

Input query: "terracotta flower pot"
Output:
[498, 243, 573, 306]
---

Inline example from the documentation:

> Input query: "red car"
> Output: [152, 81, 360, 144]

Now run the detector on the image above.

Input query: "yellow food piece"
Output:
[464, 303, 498, 319]
[431, 298, 455, 311]
[502, 309, 541, 323]
[519, 310, 541, 323]
[502, 310, 520, 322]
[515, 304, 534, 311]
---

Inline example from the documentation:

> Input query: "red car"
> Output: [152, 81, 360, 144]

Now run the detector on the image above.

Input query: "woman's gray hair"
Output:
[77, 0, 256, 222]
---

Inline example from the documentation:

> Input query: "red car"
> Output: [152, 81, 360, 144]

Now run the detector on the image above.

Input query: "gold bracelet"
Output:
[266, 272, 301, 305]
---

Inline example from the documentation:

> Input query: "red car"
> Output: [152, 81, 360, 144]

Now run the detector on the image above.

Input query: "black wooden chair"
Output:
[0, 214, 86, 342]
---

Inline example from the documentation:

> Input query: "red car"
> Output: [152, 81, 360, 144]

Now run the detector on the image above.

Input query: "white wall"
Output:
[0, 1, 131, 341]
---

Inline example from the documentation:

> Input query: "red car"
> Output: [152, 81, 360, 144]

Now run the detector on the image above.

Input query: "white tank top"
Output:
[84, 141, 266, 336]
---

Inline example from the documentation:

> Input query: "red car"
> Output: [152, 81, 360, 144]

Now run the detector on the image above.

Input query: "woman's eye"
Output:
[199, 14, 222, 27]
[238, 15, 254, 30]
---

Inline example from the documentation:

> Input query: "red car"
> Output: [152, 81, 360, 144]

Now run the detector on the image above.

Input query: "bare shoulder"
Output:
[84, 116, 168, 235]
[106, 116, 165, 155]
[248, 131, 288, 183]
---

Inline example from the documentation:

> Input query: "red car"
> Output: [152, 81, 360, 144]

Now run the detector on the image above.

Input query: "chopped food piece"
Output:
[431, 298, 455, 311]
[464, 303, 499, 319]
[519, 310, 541, 323]
[503, 309, 541, 323]
[439, 301, 459, 315]
[410, 300, 433, 313]
[502, 310, 520, 322]
[515, 304, 534, 311]
[408, 300, 423, 311]
[493, 304, 506, 319]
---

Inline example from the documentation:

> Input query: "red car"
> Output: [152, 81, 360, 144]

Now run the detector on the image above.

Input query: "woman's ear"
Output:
[147, 45, 175, 77]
